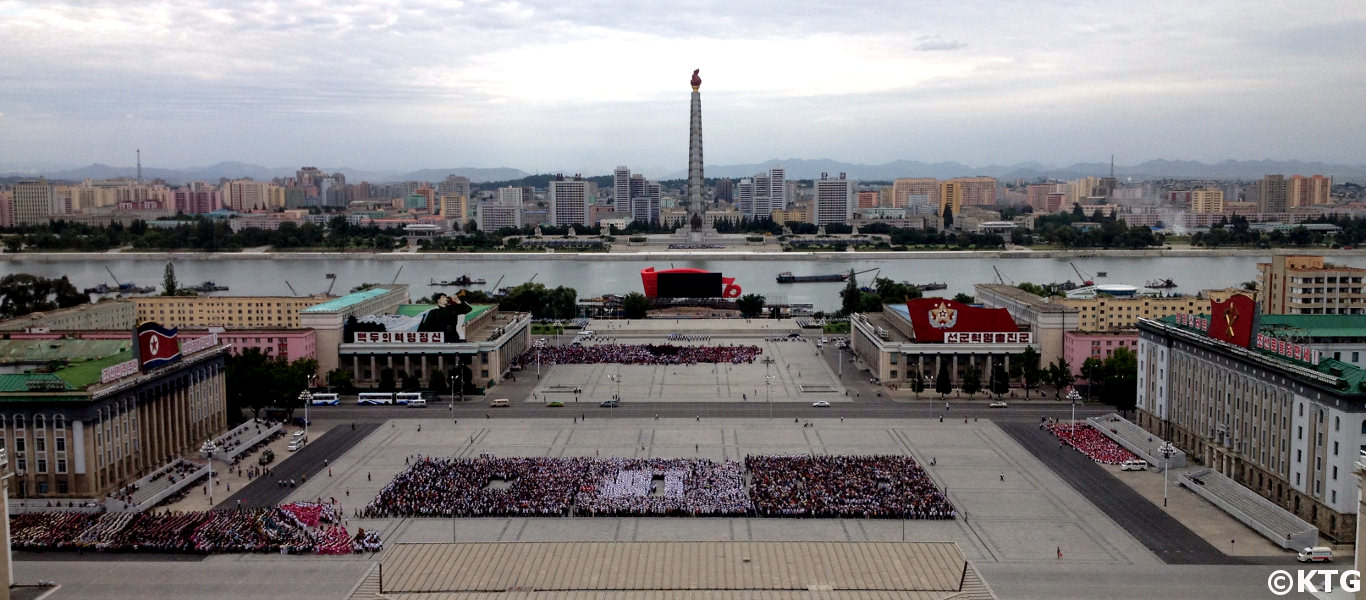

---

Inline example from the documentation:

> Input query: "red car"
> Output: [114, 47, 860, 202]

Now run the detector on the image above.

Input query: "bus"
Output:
[395, 392, 424, 406]
[310, 392, 340, 406]
[357, 392, 395, 405]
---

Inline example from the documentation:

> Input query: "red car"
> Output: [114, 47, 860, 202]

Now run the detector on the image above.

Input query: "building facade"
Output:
[549, 176, 593, 227]
[0, 300, 136, 332]
[135, 296, 330, 329]
[1257, 255, 1366, 315]
[812, 173, 855, 226]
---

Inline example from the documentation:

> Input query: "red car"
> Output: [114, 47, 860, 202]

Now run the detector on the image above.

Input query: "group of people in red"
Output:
[1046, 422, 1137, 465]
[518, 343, 762, 366]
[9, 500, 381, 555]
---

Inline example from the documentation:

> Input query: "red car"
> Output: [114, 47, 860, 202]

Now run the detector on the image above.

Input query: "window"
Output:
[35, 458, 46, 473]
[34, 437, 44, 453]
[55, 437, 65, 453]
[56, 458, 66, 474]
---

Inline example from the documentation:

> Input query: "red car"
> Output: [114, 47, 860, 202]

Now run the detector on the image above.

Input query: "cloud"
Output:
[914, 36, 966, 52]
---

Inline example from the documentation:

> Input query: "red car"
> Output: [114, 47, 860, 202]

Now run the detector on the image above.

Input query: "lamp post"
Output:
[1066, 387, 1082, 435]
[200, 439, 217, 509]
[534, 339, 546, 379]
[450, 375, 456, 413]
[303, 374, 316, 442]
[1159, 441, 1176, 508]
[765, 359, 775, 419]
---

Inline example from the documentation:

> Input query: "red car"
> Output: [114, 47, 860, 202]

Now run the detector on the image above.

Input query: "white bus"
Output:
[310, 393, 340, 406]
[357, 392, 395, 405]
[395, 392, 424, 406]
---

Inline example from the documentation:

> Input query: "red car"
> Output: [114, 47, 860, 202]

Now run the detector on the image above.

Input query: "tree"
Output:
[621, 292, 650, 319]
[162, 262, 179, 296]
[953, 293, 975, 304]
[326, 368, 355, 394]
[736, 293, 766, 318]
[427, 369, 447, 393]
[1080, 357, 1104, 400]
[935, 359, 953, 400]
[840, 269, 862, 315]
[1020, 347, 1041, 399]
[942, 205, 954, 230]
[0, 274, 88, 319]
[961, 364, 981, 399]
[1048, 358, 1074, 399]
[1100, 347, 1138, 415]
[910, 372, 926, 395]
[378, 368, 396, 393]
[990, 363, 1010, 398]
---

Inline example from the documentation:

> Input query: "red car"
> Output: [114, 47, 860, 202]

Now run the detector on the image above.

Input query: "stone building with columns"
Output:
[0, 335, 228, 500]
[337, 303, 531, 391]
[852, 298, 1033, 389]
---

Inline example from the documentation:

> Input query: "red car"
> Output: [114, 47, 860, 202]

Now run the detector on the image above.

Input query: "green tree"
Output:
[0, 274, 88, 319]
[990, 363, 1010, 398]
[1020, 346, 1041, 399]
[942, 205, 954, 230]
[840, 269, 862, 315]
[1048, 358, 1074, 399]
[953, 293, 975, 304]
[622, 292, 650, 319]
[911, 372, 926, 395]
[326, 368, 355, 394]
[427, 369, 448, 393]
[161, 262, 179, 296]
[935, 359, 953, 400]
[1080, 357, 1104, 400]
[961, 364, 981, 399]
[399, 370, 420, 391]
[736, 293, 766, 318]
[378, 368, 396, 393]
[1100, 347, 1138, 415]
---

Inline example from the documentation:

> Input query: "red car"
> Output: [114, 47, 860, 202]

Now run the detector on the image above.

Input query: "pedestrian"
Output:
[1056, 546, 1062, 559]
[328, 468, 333, 477]
[417, 424, 422, 432]
[695, 444, 699, 452]
[346, 488, 350, 497]
[999, 473, 1005, 482]
[367, 472, 372, 481]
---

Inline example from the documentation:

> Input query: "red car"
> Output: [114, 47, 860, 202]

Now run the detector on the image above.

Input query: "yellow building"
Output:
[937, 181, 963, 217]
[1289, 174, 1332, 207]
[891, 178, 937, 209]
[949, 177, 997, 206]
[1190, 188, 1224, 214]
[440, 194, 469, 227]
[1059, 288, 1251, 332]
[0, 300, 136, 332]
[771, 206, 809, 224]
[1257, 255, 1366, 315]
[135, 296, 330, 329]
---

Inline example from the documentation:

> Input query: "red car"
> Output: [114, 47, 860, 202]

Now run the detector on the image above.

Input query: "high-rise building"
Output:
[892, 178, 938, 209]
[496, 186, 523, 207]
[856, 191, 880, 209]
[736, 179, 756, 218]
[938, 181, 963, 218]
[630, 183, 661, 225]
[476, 202, 522, 231]
[1190, 188, 1224, 214]
[813, 173, 855, 225]
[613, 166, 630, 212]
[12, 179, 52, 226]
[714, 178, 733, 203]
[440, 175, 471, 200]
[440, 194, 469, 228]
[1257, 255, 1366, 315]
[549, 175, 593, 227]
[0, 190, 13, 228]
[223, 179, 270, 212]
[1257, 174, 1288, 213]
[949, 177, 997, 206]
[767, 166, 786, 210]
[1026, 184, 1062, 211]
[1288, 175, 1332, 208]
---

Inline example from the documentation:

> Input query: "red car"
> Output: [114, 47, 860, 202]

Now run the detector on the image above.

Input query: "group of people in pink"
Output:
[1047, 422, 1137, 465]
[9, 501, 381, 555]
[746, 455, 956, 519]
[518, 343, 762, 366]
[363, 454, 955, 520]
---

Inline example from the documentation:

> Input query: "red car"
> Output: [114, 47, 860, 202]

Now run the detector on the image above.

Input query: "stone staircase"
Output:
[345, 564, 385, 600]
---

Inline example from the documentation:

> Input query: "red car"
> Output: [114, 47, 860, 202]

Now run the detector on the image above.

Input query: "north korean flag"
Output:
[136, 322, 182, 371]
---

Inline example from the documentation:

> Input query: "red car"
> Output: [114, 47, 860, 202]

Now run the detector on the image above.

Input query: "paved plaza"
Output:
[15, 417, 1293, 599]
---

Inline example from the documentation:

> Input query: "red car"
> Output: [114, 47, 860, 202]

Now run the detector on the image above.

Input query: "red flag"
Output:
[136, 322, 181, 371]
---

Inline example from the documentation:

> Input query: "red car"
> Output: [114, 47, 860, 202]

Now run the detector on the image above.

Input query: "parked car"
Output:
[257, 449, 275, 466]
[812, 401, 831, 407]
[1119, 459, 1148, 471]
[599, 400, 620, 408]
[989, 401, 1009, 408]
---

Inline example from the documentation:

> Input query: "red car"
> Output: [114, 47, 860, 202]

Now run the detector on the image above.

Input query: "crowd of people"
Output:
[746, 455, 956, 519]
[363, 456, 587, 518]
[363, 455, 955, 520]
[576, 458, 749, 516]
[1047, 422, 1137, 464]
[520, 343, 762, 366]
[9, 501, 379, 555]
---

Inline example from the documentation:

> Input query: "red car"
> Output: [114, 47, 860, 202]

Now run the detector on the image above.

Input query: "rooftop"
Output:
[301, 287, 397, 314]
[0, 338, 135, 392]
[1259, 314, 1366, 339]
[395, 304, 493, 321]
[974, 284, 1075, 312]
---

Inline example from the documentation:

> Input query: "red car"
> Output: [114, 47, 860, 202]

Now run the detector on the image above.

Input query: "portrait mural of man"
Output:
[417, 292, 473, 342]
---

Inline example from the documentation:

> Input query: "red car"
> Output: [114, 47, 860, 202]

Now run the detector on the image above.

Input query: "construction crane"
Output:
[284, 281, 299, 296]
[993, 265, 1013, 285]
[324, 273, 337, 295]
[1070, 263, 1094, 286]
[391, 265, 404, 285]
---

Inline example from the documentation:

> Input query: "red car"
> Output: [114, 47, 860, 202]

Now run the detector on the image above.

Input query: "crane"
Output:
[324, 273, 337, 296]
[284, 281, 299, 296]
[993, 265, 1013, 285]
[1070, 263, 1094, 286]
[391, 265, 404, 285]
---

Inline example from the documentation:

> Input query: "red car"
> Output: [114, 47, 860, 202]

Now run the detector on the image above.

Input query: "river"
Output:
[5, 250, 1365, 311]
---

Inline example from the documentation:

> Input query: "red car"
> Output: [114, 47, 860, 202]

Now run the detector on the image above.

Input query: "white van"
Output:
[407, 398, 427, 407]
[1119, 459, 1148, 471]
[490, 398, 510, 407]
[1297, 546, 1333, 562]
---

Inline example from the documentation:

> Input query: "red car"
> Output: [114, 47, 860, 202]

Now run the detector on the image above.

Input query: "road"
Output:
[999, 421, 1242, 565]
[220, 423, 380, 509]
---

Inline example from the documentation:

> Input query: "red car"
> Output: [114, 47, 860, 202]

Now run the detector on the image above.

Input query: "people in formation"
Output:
[363, 454, 955, 520]
[519, 343, 761, 366]
[1046, 422, 1137, 464]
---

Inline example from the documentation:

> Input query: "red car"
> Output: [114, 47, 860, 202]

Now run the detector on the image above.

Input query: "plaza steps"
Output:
[344, 563, 384, 600]
[1180, 468, 1317, 550]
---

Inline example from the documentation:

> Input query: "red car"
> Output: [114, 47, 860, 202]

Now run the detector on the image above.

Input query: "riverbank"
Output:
[1, 246, 1356, 262]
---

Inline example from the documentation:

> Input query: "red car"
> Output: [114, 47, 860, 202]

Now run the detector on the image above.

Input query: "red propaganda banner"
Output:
[904, 298, 1020, 343]
[1207, 294, 1256, 348]
[136, 321, 182, 372]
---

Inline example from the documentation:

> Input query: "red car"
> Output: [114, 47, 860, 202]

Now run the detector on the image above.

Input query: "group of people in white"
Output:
[363, 454, 954, 519]
[10, 500, 381, 555]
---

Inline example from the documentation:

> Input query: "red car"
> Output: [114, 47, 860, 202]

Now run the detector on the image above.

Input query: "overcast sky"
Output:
[2, 0, 1364, 176]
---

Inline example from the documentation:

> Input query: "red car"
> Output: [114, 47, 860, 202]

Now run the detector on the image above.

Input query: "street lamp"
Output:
[303, 374, 316, 442]
[534, 339, 546, 379]
[450, 375, 456, 413]
[1066, 387, 1082, 435]
[1159, 441, 1176, 508]
[200, 439, 218, 509]
[765, 359, 775, 419]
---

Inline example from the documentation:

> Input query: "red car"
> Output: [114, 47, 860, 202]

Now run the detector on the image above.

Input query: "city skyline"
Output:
[1, 1, 1364, 175]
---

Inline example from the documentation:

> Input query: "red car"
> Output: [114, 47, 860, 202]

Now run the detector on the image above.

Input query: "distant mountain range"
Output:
[4, 158, 1365, 185]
